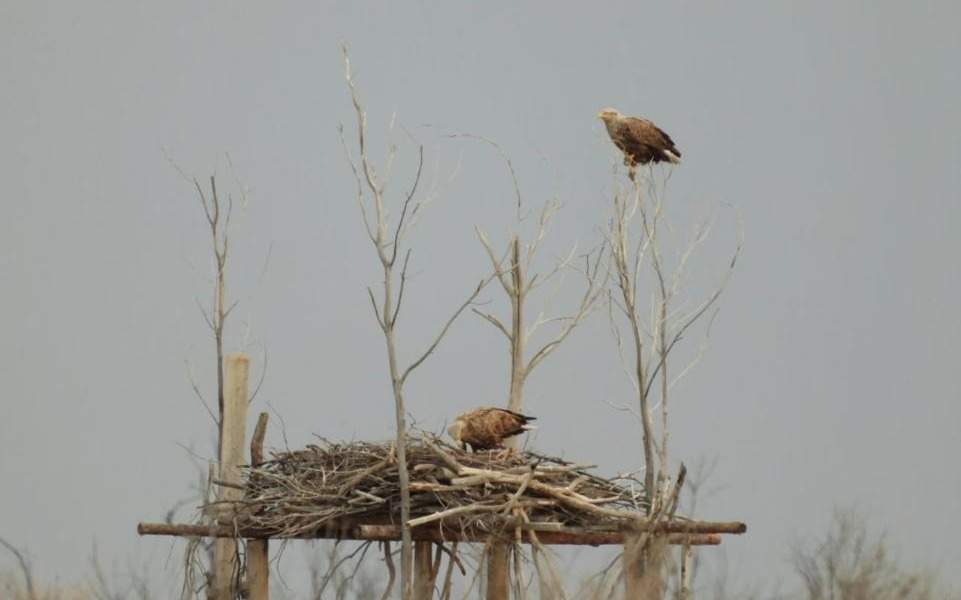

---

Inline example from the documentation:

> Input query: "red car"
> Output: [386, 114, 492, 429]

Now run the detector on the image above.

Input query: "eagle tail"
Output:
[663, 149, 681, 164]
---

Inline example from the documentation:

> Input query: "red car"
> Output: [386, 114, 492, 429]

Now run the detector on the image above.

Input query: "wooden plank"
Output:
[138, 522, 724, 547]
[211, 353, 249, 600]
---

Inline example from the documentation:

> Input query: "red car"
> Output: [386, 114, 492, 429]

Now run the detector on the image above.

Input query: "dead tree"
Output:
[607, 167, 740, 596]
[475, 197, 606, 415]
[792, 509, 943, 600]
[169, 160, 265, 599]
[465, 139, 605, 598]
[340, 46, 488, 600]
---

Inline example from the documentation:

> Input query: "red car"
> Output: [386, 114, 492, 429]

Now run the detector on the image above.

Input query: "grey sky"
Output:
[2, 0, 959, 593]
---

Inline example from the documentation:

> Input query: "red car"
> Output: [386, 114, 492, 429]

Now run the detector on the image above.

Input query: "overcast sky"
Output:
[2, 0, 959, 594]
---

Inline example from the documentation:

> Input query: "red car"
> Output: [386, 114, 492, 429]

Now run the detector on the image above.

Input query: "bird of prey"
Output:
[447, 407, 537, 452]
[597, 108, 681, 179]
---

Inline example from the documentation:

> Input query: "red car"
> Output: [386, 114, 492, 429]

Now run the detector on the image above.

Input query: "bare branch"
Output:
[338, 123, 378, 246]
[248, 344, 269, 405]
[447, 133, 523, 218]
[472, 308, 512, 341]
[185, 358, 218, 425]
[380, 542, 396, 600]
[0, 537, 37, 600]
[367, 287, 385, 330]
[643, 238, 741, 400]
[525, 247, 607, 377]
[391, 250, 412, 327]
[401, 277, 490, 385]
[390, 147, 424, 266]
[475, 226, 512, 293]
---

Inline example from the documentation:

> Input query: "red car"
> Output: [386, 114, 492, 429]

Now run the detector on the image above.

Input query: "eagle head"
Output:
[597, 107, 621, 123]
[446, 419, 464, 443]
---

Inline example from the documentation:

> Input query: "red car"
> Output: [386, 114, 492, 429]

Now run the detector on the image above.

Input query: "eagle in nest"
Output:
[597, 108, 681, 179]
[447, 407, 537, 452]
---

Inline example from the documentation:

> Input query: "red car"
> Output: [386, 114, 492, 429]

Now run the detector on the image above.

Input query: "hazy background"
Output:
[2, 0, 959, 594]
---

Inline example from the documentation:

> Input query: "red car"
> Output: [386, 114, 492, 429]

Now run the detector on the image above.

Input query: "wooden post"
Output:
[247, 412, 269, 600]
[211, 353, 249, 600]
[623, 533, 665, 600]
[413, 541, 434, 599]
[486, 543, 509, 600]
[623, 534, 643, 600]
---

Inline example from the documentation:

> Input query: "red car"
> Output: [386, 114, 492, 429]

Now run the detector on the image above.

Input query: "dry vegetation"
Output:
[214, 436, 651, 539]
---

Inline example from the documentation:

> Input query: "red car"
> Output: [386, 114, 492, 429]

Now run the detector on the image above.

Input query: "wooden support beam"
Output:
[138, 522, 726, 547]
[413, 541, 434, 600]
[247, 412, 269, 600]
[486, 544, 509, 600]
[211, 353, 249, 600]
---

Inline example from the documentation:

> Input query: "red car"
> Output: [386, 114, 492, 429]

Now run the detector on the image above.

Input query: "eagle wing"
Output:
[617, 117, 681, 165]
[461, 407, 536, 450]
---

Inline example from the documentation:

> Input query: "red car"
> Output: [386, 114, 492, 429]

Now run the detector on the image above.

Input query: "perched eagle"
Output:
[597, 108, 681, 178]
[447, 407, 537, 452]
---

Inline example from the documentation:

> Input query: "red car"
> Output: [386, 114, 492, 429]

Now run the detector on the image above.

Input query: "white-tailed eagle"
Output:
[447, 407, 537, 452]
[598, 108, 681, 178]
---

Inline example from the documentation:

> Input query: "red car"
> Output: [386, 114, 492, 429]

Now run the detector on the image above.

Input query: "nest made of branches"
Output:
[214, 435, 652, 539]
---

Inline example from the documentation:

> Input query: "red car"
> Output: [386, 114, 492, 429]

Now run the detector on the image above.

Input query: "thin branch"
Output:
[390, 147, 424, 266]
[380, 542, 396, 600]
[391, 249, 413, 327]
[447, 133, 524, 218]
[367, 287, 385, 330]
[472, 308, 512, 341]
[475, 227, 512, 293]
[0, 537, 37, 600]
[643, 237, 741, 400]
[400, 277, 490, 385]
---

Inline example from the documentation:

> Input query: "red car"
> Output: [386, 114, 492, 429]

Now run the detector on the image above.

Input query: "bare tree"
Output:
[340, 46, 489, 599]
[475, 201, 606, 415]
[792, 509, 945, 600]
[463, 139, 606, 598]
[607, 168, 740, 596]
[608, 170, 739, 507]
[167, 157, 264, 599]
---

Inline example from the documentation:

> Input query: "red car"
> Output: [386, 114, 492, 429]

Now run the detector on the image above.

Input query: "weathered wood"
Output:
[623, 534, 664, 600]
[138, 522, 724, 546]
[413, 541, 434, 600]
[250, 412, 268, 466]
[247, 542, 269, 600]
[247, 412, 269, 600]
[486, 544, 509, 600]
[211, 353, 249, 600]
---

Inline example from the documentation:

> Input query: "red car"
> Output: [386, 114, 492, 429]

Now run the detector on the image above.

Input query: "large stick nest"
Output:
[215, 435, 651, 538]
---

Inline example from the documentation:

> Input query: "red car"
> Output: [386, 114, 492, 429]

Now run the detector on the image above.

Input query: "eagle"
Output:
[597, 108, 681, 179]
[447, 407, 537, 452]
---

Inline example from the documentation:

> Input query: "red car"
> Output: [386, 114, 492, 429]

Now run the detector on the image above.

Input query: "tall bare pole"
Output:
[211, 353, 249, 600]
